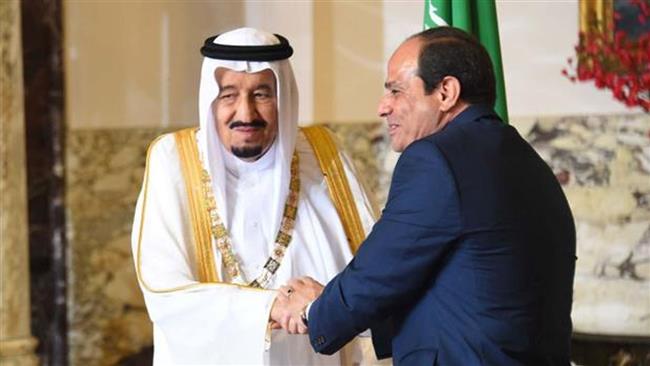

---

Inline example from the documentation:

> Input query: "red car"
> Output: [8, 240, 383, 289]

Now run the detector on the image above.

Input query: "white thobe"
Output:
[132, 131, 376, 365]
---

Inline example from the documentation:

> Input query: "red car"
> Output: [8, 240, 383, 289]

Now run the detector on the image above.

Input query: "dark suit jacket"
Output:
[308, 105, 576, 365]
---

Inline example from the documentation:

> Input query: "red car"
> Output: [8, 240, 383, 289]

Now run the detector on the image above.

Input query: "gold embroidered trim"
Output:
[175, 128, 219, 283]
[203, 153, 301, 288]
[136, 133, 170, 293]
[137, 126, 364, 291]
[135, 133, 268, 294]
[302, 125, 365, 254]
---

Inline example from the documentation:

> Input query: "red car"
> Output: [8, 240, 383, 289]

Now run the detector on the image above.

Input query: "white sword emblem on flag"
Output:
[426, 0, 449, 28]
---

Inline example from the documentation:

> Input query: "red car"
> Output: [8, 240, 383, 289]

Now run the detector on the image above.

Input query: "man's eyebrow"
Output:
[218, 85, 237, 93]
[255, 84, 274, 92]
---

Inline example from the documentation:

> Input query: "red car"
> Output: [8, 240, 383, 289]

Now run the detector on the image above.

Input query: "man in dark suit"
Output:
[275, 26, 576, 365]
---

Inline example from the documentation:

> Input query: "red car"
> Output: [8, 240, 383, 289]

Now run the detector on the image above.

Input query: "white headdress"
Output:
[197, 27, 299, 243]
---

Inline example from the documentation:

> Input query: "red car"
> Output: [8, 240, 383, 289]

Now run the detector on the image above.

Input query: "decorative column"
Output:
[0, 0, 39, 364]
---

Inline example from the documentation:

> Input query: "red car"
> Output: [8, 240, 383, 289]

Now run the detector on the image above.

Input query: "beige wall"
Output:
[64, 1, 386, 129]
[313, 2, 384, 124]
[63, 1, 642, 131]
[64, 1, 245, 129]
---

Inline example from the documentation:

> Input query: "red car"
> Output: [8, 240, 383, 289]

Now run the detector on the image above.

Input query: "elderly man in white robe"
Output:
[131, 27, 377, 365]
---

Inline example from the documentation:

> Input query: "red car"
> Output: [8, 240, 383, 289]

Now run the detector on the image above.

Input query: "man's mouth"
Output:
[388, 123, 399, 135]
[233, 125, 262, 133]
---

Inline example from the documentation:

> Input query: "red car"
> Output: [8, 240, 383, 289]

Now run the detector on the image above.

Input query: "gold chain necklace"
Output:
[201, 153, 300, 288]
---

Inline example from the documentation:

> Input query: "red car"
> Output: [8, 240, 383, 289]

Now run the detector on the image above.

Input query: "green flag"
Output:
[423, 0, 509, 123]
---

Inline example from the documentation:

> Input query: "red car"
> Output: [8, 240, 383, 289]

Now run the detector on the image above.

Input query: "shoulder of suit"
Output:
[401, 137, 445, 163]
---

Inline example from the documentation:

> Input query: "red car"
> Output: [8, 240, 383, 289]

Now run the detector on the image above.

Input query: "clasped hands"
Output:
[270, 276, 324, 334]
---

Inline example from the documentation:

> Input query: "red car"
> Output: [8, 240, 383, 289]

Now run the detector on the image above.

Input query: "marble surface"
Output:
[66, 129, 161, 366]
[326, 122, 392, 206]
[524, 114, 650, 337]
[0, 0, 40, 364]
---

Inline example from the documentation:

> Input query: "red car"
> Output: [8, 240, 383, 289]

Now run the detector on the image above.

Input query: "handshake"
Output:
[269, 276, 324, 335]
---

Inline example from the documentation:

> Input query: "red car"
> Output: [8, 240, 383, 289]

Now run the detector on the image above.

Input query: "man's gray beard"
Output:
[231, 145, 264, 159]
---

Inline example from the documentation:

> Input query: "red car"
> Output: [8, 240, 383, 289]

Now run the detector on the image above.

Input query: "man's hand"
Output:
[270, 283, 308, 334]
[286, 276, 324, 304]
[269, 294, 287, 330]
[270, 276, 324, 334]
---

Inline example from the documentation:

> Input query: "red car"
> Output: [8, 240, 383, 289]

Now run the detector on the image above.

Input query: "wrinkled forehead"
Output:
[214, 67, 278, 91]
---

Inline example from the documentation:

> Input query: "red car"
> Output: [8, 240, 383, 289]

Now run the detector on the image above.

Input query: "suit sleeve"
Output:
[308, 139, 462, 355]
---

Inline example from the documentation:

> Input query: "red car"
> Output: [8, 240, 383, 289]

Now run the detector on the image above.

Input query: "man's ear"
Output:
[436, 76, 462, 112]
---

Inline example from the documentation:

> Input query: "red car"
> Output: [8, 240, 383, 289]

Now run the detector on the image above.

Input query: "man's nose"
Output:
[377, 95, 391, 118]
[236, 98, 257, 121]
